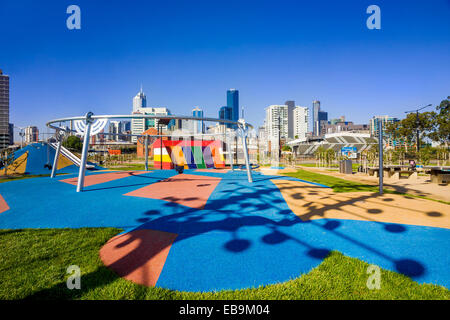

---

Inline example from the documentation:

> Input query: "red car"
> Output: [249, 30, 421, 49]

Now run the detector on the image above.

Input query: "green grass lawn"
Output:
[282, 169, 379, 193]
[0, 228, 447, 300]
[297, 163, 360, 170]
[0, 173, 69, 184]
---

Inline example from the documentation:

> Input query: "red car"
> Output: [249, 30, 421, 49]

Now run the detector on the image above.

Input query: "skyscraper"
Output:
[312, 100, 320, 136]
[265, 105, 289, 142]
[24, 126, 39, 143]
[285, 100, 296, 139]
[293, 106, 309, 140]
[132, 86, 147, 112]
[312, 100, 328, 136]
[219, 105, 233, 129]
[0, 69, 10, 149]
[192, 106, 204, 134]
[227, 89, 239, 122]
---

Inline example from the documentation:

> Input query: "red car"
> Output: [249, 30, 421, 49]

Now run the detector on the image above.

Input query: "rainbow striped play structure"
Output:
[152, 138, 226, 169]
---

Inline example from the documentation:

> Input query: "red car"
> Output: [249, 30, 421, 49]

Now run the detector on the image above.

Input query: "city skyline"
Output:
[1, 0, 449, 141]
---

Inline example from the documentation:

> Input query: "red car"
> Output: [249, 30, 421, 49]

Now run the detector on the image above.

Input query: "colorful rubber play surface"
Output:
[0, 169, 449, 292]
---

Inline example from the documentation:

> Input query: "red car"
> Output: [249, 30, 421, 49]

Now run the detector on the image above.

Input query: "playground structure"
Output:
[0, 142, 90, 176]
[151, 138, 226, 169]
[46, 113, 254, 192]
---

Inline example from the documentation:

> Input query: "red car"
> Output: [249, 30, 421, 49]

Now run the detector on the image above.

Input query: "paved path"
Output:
[297, 166, 450, 202]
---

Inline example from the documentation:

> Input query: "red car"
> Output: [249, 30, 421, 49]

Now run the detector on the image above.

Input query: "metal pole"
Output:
[416, 111, 420, 153]
[240, 123, 253, 183]
[159, 125, 162, 169]
[227, 132, 234, 171]
[144, 135, 149, 171]
[76, 121, 92, 192]
[50, 137, 62, 178]
[378, 119, 383, 195]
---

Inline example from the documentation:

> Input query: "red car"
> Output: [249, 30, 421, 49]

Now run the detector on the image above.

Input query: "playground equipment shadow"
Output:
[0, 169, 448, 292]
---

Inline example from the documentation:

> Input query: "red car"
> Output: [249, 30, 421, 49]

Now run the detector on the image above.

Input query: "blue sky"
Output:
[1, 0, 449, 139]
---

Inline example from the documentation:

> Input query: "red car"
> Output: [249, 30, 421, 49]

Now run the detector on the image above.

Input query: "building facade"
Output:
[369, 115, 399, 137]
[227, 89, 239, 122]
[24, 126, 39, 143]
[0, 69, 10, 149]
[265, 105, 289, 142]
[192, 106, 204, 134]
[312, 100, 328, 136]
[109, 121, 122, 141]
[323, 121, 369, 134]
[131, 107, 171, 143]
[132, 87, 147, 112]
[293, 106, 309, 140]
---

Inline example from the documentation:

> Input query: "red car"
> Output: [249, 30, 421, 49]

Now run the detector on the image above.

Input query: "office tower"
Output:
[132, 86, 147, 112]
[265, 105, 289, 142]
[285, 100, 296, 139]
[317, 111, 328, 136]
[24, 126, 39, 143]
[312, 100, 328, 136]
[293, 106, 309, 140]
[227, 89, 239, 121]
[219, 105, 233, 129]
[0, 69, 10, 149]
[131, 107, 171, 143]
[192, 106, 204, 134]
[312, 100, 320, 134]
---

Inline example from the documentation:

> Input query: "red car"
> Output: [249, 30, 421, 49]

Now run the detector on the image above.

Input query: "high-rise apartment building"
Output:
[284, 101, 296, 139]
[0, 69, 10, 149]
[265, 105, 289, 142]
[24, 126, 39, 143]
[227, 89, 239, 122]
[293, 106, 309, 140]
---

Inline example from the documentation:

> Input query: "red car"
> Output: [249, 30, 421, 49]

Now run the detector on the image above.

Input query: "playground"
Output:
[0, 114, 448, 299]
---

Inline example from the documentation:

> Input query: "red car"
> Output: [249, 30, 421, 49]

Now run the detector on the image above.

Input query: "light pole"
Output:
[13, 125, 26, 148]
[405, 104, 432, 153]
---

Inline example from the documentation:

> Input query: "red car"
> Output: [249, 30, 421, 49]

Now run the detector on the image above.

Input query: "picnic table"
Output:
[424, 166, 450, 184]
[367, 165, 417, 180]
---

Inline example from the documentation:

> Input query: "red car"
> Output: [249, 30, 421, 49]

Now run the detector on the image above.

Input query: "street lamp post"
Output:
[405, 104, 432, 153]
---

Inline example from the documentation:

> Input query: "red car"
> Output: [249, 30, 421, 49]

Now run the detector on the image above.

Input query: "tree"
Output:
[325, 149, 336, 167]
[63, 135, 83, 152]
[429, 96, 450, 147]
[314, 146, 326, 167]
[282, 145, 291, 152]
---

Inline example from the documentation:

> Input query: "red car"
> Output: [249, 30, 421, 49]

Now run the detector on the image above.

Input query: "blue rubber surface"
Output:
[0, 169, 448, 291]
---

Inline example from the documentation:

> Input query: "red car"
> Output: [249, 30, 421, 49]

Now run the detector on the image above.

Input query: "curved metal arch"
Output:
[46, 113, 254, 191]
